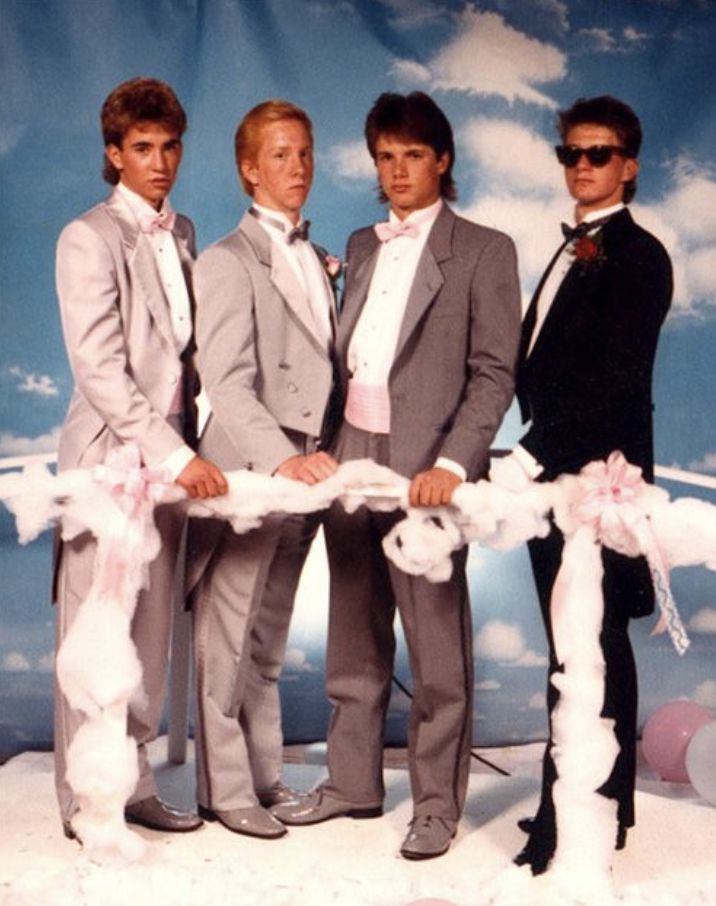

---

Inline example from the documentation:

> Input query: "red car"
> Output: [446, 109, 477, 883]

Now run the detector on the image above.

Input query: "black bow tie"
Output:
[561, 213, 612, 242]
[248, 206, 310, 244]
[287, 221, 310, 244]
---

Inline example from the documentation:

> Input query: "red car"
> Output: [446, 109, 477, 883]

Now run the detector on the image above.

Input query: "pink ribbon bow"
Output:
[374, 220, 420, 242]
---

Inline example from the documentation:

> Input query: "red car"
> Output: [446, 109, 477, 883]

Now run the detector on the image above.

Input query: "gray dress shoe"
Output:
[257, 782, 307, 809]
[400, 816, 457, 860]
[124, 796, 203, 832]
[198, 804, 287, 839]
[271, 787, 383, 826]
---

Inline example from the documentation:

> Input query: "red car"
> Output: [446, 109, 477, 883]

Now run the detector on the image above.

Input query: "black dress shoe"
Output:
[517, 816, 535, 835]
[513, 839, 553, 876]
[616, 824, 628, 851]
[124, 796, 203, 832]
[62, 819, 82, 844]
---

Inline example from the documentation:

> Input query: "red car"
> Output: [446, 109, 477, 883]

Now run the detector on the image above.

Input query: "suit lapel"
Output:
[105, 190, 176, 351]
[337, 232, 381, 358]
[240, 213, 330, 359]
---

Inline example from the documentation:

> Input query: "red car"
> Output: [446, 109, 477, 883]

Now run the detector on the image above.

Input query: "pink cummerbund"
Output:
[344, 380, 391, 434]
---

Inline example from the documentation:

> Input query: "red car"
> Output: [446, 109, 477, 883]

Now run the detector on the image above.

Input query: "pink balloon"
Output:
[642, 700, 712, 782]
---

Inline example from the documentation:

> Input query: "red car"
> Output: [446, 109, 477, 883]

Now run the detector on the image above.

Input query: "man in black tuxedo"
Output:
[491, 96, 673, 874]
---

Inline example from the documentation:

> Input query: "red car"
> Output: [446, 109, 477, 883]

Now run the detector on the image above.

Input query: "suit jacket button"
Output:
[279, 361, 291, 370]
[301, 408, 311, 418]
[288, 382, 298, 393]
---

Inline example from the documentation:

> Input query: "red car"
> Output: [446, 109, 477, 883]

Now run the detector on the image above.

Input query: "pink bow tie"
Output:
[374, 220, 420, 242]
[139, 210, 176, 233]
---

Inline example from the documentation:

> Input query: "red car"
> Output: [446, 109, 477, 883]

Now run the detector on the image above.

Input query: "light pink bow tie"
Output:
[374, 220, 420, 242]
[139, 210, 176, 233]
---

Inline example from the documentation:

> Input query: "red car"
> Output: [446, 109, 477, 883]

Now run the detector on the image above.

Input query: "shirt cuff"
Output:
[513, 444, 544, 480]
[435, 456, 467, 482]
[162, 444, 196, 482]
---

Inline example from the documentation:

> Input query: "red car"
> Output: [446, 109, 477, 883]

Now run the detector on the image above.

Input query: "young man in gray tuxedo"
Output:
[55, 77, 227, 841]
[491, 96, 672, 875]
[188, 100, 340, 840]
[274, 92, 521, 860]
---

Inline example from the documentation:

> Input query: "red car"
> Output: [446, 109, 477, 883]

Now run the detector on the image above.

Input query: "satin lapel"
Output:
[392, 207, 450, 362]
[240, 213, 328, 359]
[105, 191, 176, 350]
[337, 233, 380, 359]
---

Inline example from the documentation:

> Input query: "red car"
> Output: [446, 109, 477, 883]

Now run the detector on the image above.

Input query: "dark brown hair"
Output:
[365, 92, 457, 202]
[558, 95, 642, 203]
[101, 77, 187, 185]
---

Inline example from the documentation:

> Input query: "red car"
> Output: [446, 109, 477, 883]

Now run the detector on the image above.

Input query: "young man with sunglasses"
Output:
[491, 96, 673, 874]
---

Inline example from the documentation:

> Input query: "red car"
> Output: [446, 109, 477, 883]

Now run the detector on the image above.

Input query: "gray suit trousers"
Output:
[191, 511, 318, 811]
[322, 424, 474, 820]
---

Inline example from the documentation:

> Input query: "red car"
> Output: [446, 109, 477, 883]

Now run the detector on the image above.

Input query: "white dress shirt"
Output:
[116, 182, 195, 480]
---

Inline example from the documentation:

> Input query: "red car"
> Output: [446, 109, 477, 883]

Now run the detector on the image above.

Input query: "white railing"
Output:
[2, 450, 714, 763]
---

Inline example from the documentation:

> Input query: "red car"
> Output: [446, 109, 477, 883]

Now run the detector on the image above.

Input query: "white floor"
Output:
[1, 739, 714, 906]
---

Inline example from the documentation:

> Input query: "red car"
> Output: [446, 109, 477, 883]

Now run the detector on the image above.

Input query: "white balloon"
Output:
[685, 719, 716, 805]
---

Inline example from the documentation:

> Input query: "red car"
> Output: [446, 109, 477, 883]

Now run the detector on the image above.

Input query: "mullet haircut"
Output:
[558, 95, 642, 203]
[364, 91, 457, 202]
[101, 77, 186, 185]
[234, 99, 313, 196]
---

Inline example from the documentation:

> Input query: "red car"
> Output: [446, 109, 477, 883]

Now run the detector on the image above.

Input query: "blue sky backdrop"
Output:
[1, 0, 714, 756]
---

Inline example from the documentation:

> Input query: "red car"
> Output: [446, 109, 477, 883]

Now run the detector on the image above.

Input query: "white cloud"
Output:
[534, 0, 569, 34]
[7, 366, 59, 397]
[282, 648, 316, 673]
[0, 426, 61, 457]
[693, 680, 716, 709]
[394, 7, 565, 108]
[327, 140, 376, 183]
[36, 653, 55, 673]
[689, 453, 716, 474]
[577, 27, 617, 52]
[689, 607, 716, 634]
[383, 0, 447, 29]
[2, 652, 31, 672]
[476, 679, 501, 691]
[474, 619, 545, 667]
[624, 26, 648, 43]
[638, 160, 716, 315]
[461, 117, 562, 194]
[528, 691, 546, 710]
[391, 58, 432, 84]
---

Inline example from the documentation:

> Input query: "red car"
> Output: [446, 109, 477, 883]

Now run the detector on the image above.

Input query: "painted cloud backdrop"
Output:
[1, 0, 714, 755]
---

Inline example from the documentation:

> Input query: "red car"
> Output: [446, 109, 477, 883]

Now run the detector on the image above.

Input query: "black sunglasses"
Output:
[555, 144, 628, 168]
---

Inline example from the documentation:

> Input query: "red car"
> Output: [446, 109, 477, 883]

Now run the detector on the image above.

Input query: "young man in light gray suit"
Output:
[274, 92, 521, 859]
[54, 77, 227, 841]
[188, 100, 340, 840]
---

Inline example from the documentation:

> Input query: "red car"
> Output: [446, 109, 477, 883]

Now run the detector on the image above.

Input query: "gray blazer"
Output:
[55, 188, 196, 471]
[194, 211, 337, 475]
[338, 204, 521, 480]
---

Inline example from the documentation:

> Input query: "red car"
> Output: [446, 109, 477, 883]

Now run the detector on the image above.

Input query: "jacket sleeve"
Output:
[56, 219, 186, 466]
[438, 231, 522, 478]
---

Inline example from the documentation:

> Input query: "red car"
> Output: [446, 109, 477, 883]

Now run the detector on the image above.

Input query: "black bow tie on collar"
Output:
[287, 221, 310, 244]
[561, 212, 613, 242]
[248, 206, 310, 243]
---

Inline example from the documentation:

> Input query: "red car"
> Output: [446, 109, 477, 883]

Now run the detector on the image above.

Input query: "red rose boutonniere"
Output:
[324, 254, 344, 292]
[569, 230, 606, 274]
